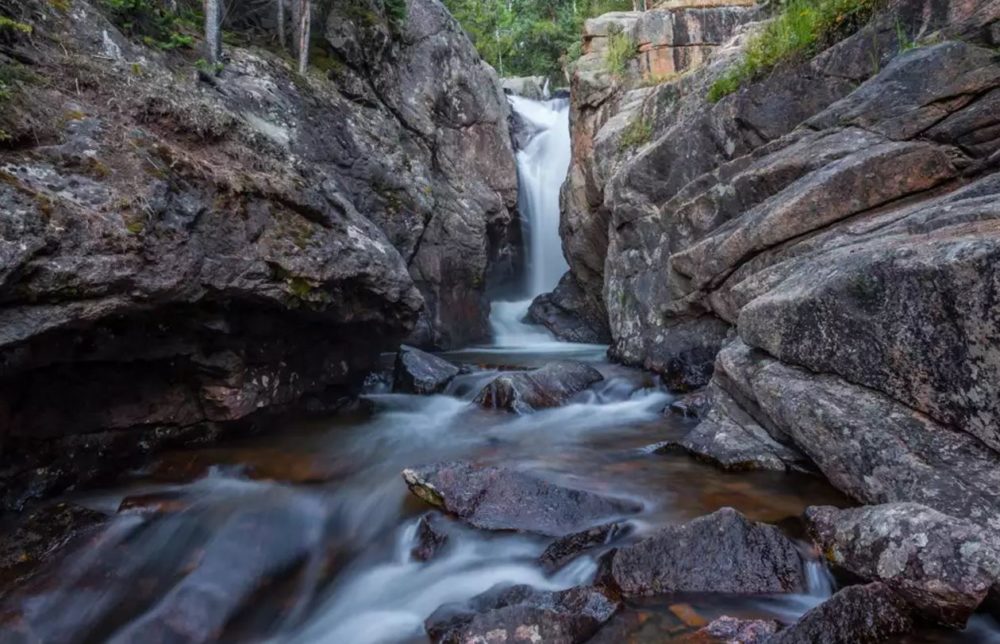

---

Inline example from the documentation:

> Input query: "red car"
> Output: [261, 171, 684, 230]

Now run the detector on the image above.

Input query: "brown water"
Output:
[1, 346, 997, 643]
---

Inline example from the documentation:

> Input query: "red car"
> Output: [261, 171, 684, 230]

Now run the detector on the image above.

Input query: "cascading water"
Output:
[489, 95, 573, 348]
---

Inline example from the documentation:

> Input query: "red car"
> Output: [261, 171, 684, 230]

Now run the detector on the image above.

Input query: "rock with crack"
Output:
[393, 345, 460, 395]
[805, 503, 1000, 627]
[472, 361, 604, 413]
[402, 462, 641, 536]
[769, 582, 914, 644]
[425, 584, 620, 644]
[596, 507, 806, 596]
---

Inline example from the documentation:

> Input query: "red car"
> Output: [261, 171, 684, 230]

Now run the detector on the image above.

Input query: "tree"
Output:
[296, 0, 310, 73]
[277, 0, 286, 49]
[204, 0, 221, 65]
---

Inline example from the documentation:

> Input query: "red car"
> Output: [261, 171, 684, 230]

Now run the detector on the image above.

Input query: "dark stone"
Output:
[472, 361, 604, 413]
[667, 391, 709, 419]
[402, 462, 640, 536]
[769, 582, 914, 644]
[538, 522, 630, 572]
[527, 272, 612, 344]
[597, 507, 806, 596]
[806, 503, 1000, 627]
[412, 512, 451, 562]
[393, 345, 460, 395]
[426, 584, 620, 644]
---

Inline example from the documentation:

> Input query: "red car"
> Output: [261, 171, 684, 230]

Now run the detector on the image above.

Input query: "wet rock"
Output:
[538, 521, 630, 572]
[412, 513, 451, 562]
[148, 447, 352, 485]
[118, 490, 192, 515]
[694, 615, 778, 643]
[472, 361, 604, 413]
[393, 345, 460, 395]
[667, 391, 709, 419]
[402, 462, 640, 536]
[597, 507, 806, 596]
[502, 76, 549, 100]
[528, 272, 612, 344]
[668, 383, 808, 473]
[0, 503, 107, 589]
[806, 503, 1000, 627]
[426, 584, 620, 644]
[769, 582, 913, 644]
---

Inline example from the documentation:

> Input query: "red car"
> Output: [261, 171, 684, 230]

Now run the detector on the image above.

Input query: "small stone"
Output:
[473, 361, 604, 413]
[538, 521, 630, 571]
[412, 513, 450, 562]
[393, 345, 460, 395]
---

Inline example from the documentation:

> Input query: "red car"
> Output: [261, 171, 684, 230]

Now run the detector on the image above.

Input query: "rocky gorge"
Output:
[1, 0, 1000, 642]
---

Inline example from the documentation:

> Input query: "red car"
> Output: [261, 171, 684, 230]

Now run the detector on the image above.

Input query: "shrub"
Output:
[605, 28, 637, 76]
[619, 115, 652, 151]
[101, 0, 195, 51]
[707, 0, 881, 102]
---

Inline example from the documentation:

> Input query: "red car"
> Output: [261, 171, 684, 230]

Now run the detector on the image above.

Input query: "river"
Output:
[0, 97, 997, 644]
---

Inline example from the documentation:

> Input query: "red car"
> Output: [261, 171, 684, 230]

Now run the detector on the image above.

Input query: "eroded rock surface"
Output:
[426, 584, 620, 644]
[402, 462, 640, 536]
[806, 503, 1000, 627]
[597, 507, 806, 596]
[472, 361, 604, 413]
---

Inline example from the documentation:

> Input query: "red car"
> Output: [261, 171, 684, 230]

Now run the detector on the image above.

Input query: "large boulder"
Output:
[393, 345, 460, 395]
[597, 507, 806, 596]
[425, 584, 620, 644]
[769, 582, 913, 644]
[805, 503, 1000, 627]
[402, 462, 640, 536]
[472, 361, 604, 413]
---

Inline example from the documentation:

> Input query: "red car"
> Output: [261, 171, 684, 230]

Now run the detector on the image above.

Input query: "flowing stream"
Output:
[1, 98, 997, 644]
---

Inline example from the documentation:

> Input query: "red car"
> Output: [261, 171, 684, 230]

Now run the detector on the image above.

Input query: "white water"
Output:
[489, 95, 574, 349]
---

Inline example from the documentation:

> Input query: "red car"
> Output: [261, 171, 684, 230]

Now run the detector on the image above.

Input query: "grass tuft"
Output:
[707, 0, 881, 102]
[619, 115, 652, 151]
[605, 28, 637, 76]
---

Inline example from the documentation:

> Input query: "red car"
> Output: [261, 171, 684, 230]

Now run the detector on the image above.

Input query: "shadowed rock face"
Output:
[426, 584, 621, 644]
[769, 582, 914, 644]
[472, 361, 605, 413]
[806, 503, 1000, 627]
[0, 0, 515, 507]
[393, 346, 460, 395]
[597, 507, 806, 596]
[402, 462, 641, 536]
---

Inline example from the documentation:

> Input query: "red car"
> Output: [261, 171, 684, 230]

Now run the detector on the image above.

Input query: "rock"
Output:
[690, 615, 779, 643]
[118, 491, 192, 515]
[538, 521, 630, 572]
[667, 382, 809, 472]
[412, 512, 451, 562]
[393, 345, 460, 395]
[0, 503, 107, 589]
[528, 272, 612, 344]
[501, 76, 549, 100]
[402, 462, 640, 536]
[472, 361, 604, 413]
[597, 507, 806, 596]
[666, 391, 708, 418]
[769, 582, 914, 644]
[806, 503, 1000, 627]
[425, 584, 620, 644]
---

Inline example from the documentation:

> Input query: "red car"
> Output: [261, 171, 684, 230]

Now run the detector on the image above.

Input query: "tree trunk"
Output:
[277, 0, 286, 50]
[297, 0, 310, 74]
[204, 0, 221, 65]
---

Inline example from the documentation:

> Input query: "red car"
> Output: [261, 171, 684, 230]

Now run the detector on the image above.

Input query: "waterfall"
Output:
[489, 95, 571, 348]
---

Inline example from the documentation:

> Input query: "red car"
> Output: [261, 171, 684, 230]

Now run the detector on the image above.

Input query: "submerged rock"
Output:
[597, 507, 806, 596]
[0, 503, 107, 589]
[690, 615, 779, 643]
[426, 584, 620, 644]
[769, 582, 913, 644]
[411, 513, 451, 562]
[472, 361, 604, 413]
[402, 462, 640, 536]
[538, 521, 630, 572]
[393, 345, 460, 395]
[806, 503, 1000, 627]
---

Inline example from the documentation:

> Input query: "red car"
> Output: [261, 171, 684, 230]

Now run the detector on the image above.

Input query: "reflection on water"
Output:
[1, 351, 997, 643]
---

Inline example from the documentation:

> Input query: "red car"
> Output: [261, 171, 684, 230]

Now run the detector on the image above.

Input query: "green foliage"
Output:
[707, 0, 881, 102]
[195, 58, 224, 74]
[605, 28, 636, 76]
[0, 16, 33, 35]
[895, 19, 915, 52]
[384, 0, 408, 27]
[101, 0, 195, 51]
[442, 0, 633, 82]
[619, 115, 651, 151]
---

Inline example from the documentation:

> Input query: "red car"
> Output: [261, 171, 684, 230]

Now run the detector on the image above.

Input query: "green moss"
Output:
[605, 28, 637, 76]
[124, 217, 145, 234]
[0, 16, 32, 35]
[49, 0, 73, 12]
[707, 0, 882, 102]
[619, 115, 652, 151]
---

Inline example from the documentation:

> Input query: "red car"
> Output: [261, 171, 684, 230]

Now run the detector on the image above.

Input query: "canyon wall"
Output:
[0, 0, 515, 508]
[560, 0, 1000, 522]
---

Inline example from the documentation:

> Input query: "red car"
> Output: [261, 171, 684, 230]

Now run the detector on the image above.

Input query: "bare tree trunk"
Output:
[296, 0, 310, 74]
[204, 0, 221, 65]
[277, 0, 286, 50]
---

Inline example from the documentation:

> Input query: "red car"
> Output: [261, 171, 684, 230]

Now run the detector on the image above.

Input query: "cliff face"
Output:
[563, 0, 1000, 521]
[0, 0, 515, 508]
